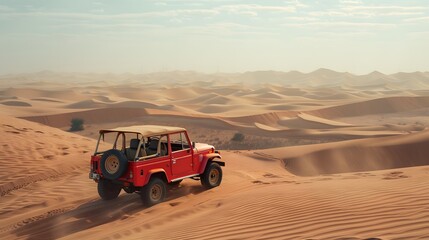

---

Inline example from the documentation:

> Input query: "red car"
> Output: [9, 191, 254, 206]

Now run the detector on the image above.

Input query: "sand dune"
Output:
[267, 104, 298, 110]
[0, 100, 32, 107]
[309, 96, 429, 119]
[0, 95, 17, 100]
[0, 115, 94, 196]
[91, 95, 116, 103]
[298, 113, 352, 127]
[262, 130, 429, 176]
[22, 107, 149, 128]
[254, 91, 285, 99]
[180, 92, 219, 104]
[31, 98, 64, 103]
[227, 111, 296, 125]
[254, 122, 282, 131]
[66, 99, 107, 109]
[203, 95, 232, 105]
[1, 70, 429, 239]
[278, 113, 352, 129]
[1, 88, 84, 101]
[1, 116, 428, 239]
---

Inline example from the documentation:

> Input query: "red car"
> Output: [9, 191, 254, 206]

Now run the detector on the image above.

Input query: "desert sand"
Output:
[1, 70, 429, 239]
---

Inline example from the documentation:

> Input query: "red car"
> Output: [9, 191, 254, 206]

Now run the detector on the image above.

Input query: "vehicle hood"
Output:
[194, 143, 214, 153]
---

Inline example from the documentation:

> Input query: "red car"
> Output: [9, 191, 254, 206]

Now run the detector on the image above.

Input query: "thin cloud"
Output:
[311, 4, 427, 18]
[0, 5, 13, 12]
[309, 11, 349, 17]
[343, 6, 426, 11]
[404, 16, 429, 22]
[0, 9, 219, 19]
[0, 4, 296, 20]
[380, 12, 424, 16]
[284, 0, 308, 9]
[218, 4, 296, 13]
[285, 16, 319, 22]
[339, 0, 362, 4]
[57, 23, 162, 29]
[284, 21, 395, 28]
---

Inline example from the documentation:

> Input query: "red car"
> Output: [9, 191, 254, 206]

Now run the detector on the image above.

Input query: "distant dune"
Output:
[22, 107, 149, 127]
[308, 96, 429, 118]
[31, 97, 64, 103]
[0, 100, 31, 107]
[65, 99, 107, 109]
[1, 87, 85, 100]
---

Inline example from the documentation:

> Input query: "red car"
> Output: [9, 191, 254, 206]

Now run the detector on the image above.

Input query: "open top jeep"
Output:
[89, 125, 224, 206]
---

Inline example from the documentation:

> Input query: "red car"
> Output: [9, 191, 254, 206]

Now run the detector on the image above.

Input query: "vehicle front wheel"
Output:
[201, 162, 222, 189]
[141, 178, 167, 207]
[98, 179, 122, 200]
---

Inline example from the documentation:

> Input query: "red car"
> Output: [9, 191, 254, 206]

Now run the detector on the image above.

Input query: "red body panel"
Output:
[90, 130, 223, 188]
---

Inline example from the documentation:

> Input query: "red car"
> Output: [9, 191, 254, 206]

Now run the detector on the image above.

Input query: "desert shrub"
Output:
[231, 132, 245, 142]
[70, 118, 84, 132]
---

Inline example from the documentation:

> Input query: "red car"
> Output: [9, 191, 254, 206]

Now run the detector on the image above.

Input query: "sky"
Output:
[0, 0, 428, 75]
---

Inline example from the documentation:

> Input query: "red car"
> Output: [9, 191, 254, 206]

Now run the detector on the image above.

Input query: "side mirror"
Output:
[192, 142, 196, 148]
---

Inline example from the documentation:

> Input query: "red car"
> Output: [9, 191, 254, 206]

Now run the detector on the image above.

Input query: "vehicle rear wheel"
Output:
[141, 178, 167, 207]
[201, 162, 222, 189]
[100, 149, 128, 180]
[98, 179, 122, 200]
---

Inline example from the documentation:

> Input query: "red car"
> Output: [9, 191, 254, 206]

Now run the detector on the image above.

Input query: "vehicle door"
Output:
[169, 132, 193, 177]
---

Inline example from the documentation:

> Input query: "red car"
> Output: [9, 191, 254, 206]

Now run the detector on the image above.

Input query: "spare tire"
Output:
[100, 149, 128, 180]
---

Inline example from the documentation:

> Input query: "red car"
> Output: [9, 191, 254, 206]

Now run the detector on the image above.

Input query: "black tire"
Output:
[141, 178, 167, 207]
[98, 179, 122, 200]
[100, 149, 128, 180]
[201, 162, 222, 189]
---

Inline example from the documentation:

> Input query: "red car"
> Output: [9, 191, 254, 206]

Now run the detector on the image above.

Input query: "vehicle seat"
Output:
[146, 139, 159, 156]
[157, 138, 168, 156]
[126, 138, 146, 160]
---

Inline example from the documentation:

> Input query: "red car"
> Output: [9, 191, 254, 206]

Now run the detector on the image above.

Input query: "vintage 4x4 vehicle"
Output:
[89, 125, 224, 206]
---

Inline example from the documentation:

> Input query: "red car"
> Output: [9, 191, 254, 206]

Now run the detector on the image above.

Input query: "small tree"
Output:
[70, 118, 84, 132]
[231, 132, 245, 142]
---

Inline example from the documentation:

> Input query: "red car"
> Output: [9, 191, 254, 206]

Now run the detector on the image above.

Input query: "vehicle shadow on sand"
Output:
[12, 184, 205, 240]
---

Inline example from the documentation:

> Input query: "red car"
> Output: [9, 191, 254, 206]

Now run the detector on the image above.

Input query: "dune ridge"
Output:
[308, 96, 429, 119]
[0, 101, 32, 107]
[22, 107, 149, 128]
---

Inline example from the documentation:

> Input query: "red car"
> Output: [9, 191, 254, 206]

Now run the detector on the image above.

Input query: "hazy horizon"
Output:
[1, 0, 428, 75]
[2, 67, 429, 77]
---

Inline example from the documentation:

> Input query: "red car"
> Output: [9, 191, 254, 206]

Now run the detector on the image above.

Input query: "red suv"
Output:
[89, 125, 224, 206]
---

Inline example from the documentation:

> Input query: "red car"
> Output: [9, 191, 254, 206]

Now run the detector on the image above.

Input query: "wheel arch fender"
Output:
[144, 168, 169, 185]
[199, 153, 224, 174]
